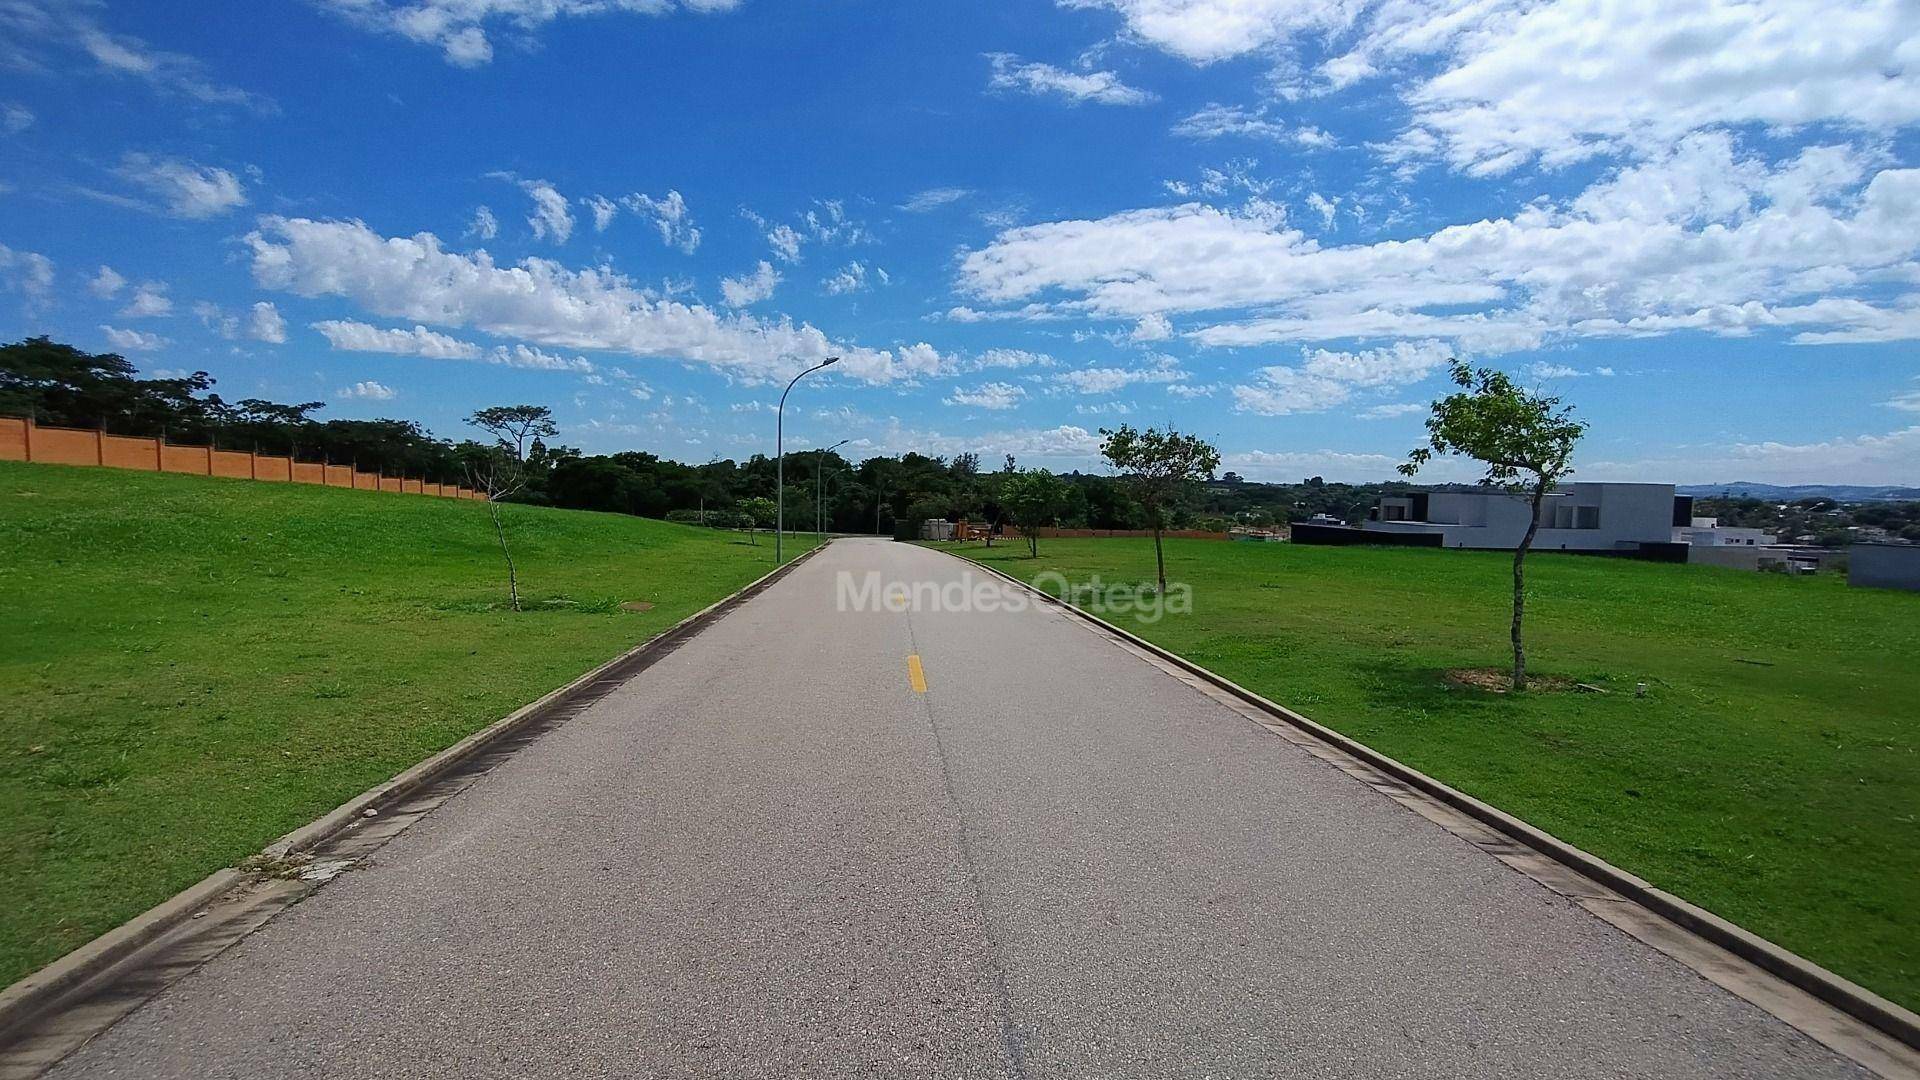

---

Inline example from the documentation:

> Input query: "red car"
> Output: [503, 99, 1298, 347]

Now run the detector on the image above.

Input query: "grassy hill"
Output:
[941, 537, 1920, 1011]
[0, 460, 815, 987]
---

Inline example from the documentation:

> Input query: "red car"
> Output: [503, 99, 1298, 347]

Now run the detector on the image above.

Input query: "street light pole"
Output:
[776, 356, 838, 565]
[817, 437, 851, 540]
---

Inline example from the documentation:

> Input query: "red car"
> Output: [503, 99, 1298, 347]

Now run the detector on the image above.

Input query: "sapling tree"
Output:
[1000, 467, 1067, 557]
[979, 455, 1018, 548]
[465, 405, 557, 613]
[1401, 361, 1588, 691]
[1098, 425, 1221, 593]
[737, 496, 777, 545]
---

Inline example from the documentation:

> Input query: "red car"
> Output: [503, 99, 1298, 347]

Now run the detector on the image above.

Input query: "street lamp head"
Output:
[822, 356, 840, 367]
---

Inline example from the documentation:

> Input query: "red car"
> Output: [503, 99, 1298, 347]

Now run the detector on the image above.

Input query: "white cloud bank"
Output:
[316, 0, 743, 67]
[250, 216, 943, 383]
[959, 134, 1920, 361]
[1067, 0, 1920, 175]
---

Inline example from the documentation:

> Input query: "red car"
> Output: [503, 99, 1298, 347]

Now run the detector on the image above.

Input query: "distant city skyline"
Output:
[1, 0, 1917, 485]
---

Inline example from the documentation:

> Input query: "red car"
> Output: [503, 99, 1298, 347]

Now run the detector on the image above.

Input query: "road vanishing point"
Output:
[40, 540, 1879, 1079]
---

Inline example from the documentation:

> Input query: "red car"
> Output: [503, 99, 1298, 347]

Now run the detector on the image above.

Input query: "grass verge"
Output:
[0, 460, 816, 986]
[936, 537, 1919, 1011]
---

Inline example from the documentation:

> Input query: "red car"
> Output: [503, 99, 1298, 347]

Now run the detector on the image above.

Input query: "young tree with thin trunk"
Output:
[737, 496, 776, 546]
[465, 405, 558, 613]
[1400, 361, 1587, 691]
[1000, 467, 1067, 558]
[1098, 425, 1221, 593]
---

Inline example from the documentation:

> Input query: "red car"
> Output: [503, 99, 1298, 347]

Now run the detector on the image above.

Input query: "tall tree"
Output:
[1099, 425, 1221, 593]
[1401, 361, 1588, 691]
[1000, 468, 1067, 557]
[464, 405, 557, 613]
[468, 405, 558, 462]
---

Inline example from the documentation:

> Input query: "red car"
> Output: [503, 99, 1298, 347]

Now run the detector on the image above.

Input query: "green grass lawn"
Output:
[937, 537, 1920, 1011]
[0, 460, 816, 987]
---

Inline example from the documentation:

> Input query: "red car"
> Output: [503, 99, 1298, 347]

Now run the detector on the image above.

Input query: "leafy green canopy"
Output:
[1402, 360, 1588, 491]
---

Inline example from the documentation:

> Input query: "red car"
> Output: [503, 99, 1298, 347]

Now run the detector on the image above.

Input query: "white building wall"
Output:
[1361, 483, 1678, 551]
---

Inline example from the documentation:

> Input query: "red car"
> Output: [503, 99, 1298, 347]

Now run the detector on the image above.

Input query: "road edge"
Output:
[0, 541, 827, 1049]
[934, 543, 1920, 1062]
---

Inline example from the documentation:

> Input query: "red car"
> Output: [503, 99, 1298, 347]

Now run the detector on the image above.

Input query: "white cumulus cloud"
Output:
[945, 382, 1027, 410]
[119, 281, 172, 318]
[247, 301, 287, 344]
[88, 265, 126, 298]
[986, 52, 1157, 105]
[311, 319, 484, 359]
[100, 325, 165, 351]
[721, 261, 780, 307]
[117, 154, 247, 219]
[338, 380, 397, 401]
[622, 190, 701, 253]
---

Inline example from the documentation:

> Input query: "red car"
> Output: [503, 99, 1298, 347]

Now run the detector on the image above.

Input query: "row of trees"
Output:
[0, 336, 1256, 535]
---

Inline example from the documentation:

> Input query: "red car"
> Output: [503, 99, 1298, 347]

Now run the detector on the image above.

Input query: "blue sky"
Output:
[2, 0, 1917, 484]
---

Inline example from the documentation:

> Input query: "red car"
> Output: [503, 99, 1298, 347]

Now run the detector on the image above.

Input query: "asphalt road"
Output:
[50, 539, 1867, 1079]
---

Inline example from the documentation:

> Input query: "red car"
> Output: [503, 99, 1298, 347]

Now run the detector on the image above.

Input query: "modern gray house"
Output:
[1353, 483, 1689, 556]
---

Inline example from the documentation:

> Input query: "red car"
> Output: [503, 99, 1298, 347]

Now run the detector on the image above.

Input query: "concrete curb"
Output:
[938, 543, 1920, 1056]
[0, 542, 826, 1044]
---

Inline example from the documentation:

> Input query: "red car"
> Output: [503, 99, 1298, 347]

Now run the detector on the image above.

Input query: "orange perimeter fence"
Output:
[0, 417, 485, 501]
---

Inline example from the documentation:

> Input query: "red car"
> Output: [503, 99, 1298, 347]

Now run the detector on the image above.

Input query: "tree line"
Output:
[0, 336, 1411, 537]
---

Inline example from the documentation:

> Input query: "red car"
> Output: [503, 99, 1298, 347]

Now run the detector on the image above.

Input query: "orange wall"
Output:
[254, 455, 293, 482]
[0, 417, 27, 461]
[161, 444, 211, 474]
[210, 450, 252, 479]
[3, 418, 464, 508]
[31, 426, 101, 466]
[101, 434, 159, 470]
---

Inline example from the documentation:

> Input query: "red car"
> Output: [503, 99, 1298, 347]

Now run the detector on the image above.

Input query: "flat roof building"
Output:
[1359, 483, 1687, 555]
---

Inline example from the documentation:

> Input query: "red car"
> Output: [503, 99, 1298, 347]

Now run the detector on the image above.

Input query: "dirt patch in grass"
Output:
[620, 600, 655, 613]
[1444, 668, 1578, 694]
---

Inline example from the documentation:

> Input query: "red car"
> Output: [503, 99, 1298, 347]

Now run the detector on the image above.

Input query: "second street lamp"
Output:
[817, 438, 851, 539]
[775, 356, 838, 565]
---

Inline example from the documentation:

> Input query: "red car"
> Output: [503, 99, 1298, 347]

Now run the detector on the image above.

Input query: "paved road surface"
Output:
[50, 539, 1866, 1078]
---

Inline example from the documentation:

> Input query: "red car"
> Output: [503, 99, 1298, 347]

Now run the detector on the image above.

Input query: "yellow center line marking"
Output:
[907, 654, 928, 694]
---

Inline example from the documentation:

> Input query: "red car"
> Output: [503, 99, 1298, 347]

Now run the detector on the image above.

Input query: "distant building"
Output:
[1675, 517, 1777, 547]
[1849, 544, 1920, 592]
[1357, 483, 1687, 555]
